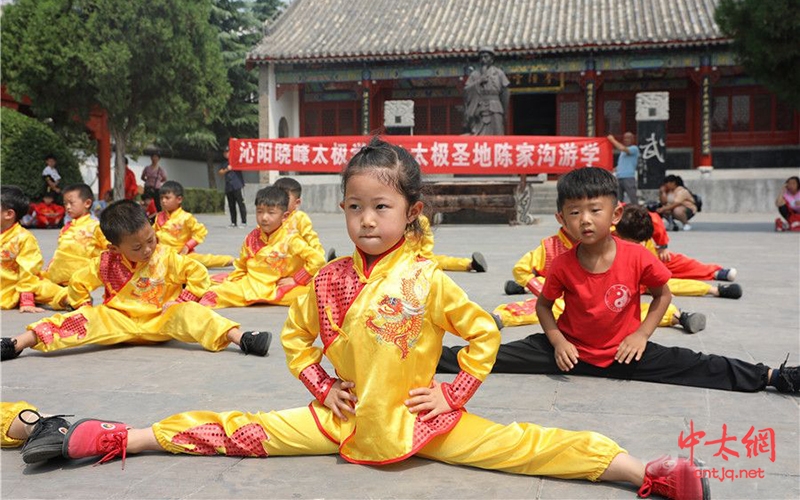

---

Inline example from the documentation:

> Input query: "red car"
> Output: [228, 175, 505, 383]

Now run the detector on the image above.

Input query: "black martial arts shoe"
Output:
[678, 312, 706, 334]
[470, 252, 487, 273]
[239, 330, 273, 356]
[504, 280, 526, 295]
[775, 354, 800, 394]
[717, 283, 742, 299]
[19, 410, 74, 464]
[1, 338, 20, 361]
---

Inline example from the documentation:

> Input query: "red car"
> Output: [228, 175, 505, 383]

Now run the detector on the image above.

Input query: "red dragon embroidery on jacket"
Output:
[365, 267, 425, 359]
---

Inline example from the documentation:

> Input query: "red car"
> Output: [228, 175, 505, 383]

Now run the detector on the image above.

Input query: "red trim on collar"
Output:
[357, 237, 405, 278]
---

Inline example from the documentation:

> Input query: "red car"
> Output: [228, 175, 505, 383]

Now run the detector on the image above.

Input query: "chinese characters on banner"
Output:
[228, 135, 613, 174]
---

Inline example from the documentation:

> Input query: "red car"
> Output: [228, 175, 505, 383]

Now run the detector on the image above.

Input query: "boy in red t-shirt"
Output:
[439, 168, 799, 394]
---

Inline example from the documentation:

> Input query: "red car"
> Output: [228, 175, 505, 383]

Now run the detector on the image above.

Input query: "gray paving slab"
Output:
[1, 210, 799, 499]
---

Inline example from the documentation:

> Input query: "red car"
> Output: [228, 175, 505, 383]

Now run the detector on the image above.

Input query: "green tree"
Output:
[715, 0, 800, 109]
[1, 0, 231, 199]
[159, 0, 283, 189]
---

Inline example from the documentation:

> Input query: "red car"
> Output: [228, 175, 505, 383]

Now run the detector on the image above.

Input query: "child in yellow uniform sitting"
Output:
[41, 184, 108, 286]
[1, 200, 272, 361]
[154, 181, 234, 268]
[19, 138, 707, 500]
[273, 177, 324, 254]
[200, 186, 325, 308]
[0, 186, 66, 313]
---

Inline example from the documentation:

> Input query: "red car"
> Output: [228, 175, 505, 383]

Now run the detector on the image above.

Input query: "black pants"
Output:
[779, 205, 791, 222]
[144, 186, 162, 212]
[226, 189, 247, 225]
[437, 333, 770, 392]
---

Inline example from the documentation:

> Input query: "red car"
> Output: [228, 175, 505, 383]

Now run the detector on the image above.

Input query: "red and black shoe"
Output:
[62, 419, 130, 468]
[638, 455, 710, 500]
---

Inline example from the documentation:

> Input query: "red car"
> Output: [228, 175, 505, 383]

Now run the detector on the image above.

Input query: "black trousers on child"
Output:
[437, 333, 770, 392]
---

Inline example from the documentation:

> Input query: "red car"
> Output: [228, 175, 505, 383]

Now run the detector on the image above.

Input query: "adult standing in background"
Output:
[218, 147, 247, 228]
[41, 154, 62, 203]
[608, 132, 640, 205]
[141, 152, 167, 211]
[124, 157, 139, 201]
[464, 47, 509, 136]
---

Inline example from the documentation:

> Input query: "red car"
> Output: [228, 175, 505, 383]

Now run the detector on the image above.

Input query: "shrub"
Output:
[0, 107, 83, 201]
[182, 187, 224, 213]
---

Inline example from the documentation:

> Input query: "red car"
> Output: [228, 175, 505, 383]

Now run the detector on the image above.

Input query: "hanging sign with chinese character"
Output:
[229, 135, 612, 174]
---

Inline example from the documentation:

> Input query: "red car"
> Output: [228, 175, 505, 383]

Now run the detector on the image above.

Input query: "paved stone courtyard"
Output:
[2, 211, 798, 499]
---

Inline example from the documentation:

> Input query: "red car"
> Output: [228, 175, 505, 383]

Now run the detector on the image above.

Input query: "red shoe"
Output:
[63, 419, 129, 468]
[638, 456, 709, 500]
[775, 218, 787, 232]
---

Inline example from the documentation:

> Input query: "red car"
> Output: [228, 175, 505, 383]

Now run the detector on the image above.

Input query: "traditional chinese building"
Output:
[247, 0, 798, 170]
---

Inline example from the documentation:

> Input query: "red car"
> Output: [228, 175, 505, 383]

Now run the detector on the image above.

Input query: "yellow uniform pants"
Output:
[496, 297, 680, 329]
[1, 401, 36, 448]
[188, 253, 233, 269]
[27, 302, 238, 353]
[433, 255, 471, 272]
[152, 404, 623, 481]
[208, 279, 309, 308]
[667, 278, 712, 297]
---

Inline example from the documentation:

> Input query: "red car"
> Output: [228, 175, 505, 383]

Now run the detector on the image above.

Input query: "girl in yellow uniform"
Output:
[35, 138, 704, 500]
[154, 181, 234, 269]
[42, 184, 108, 286]
[0, 186, 66, 312]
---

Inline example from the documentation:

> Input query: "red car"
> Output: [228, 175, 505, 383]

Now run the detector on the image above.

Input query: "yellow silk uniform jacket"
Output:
[1, 223, 65, 309]
[43, 214, 108, 285]
[285, 210, 324, 254]
[154, 208, 233, 268]
[282, 239, 500, 464]
[407, 215, 471, 271]
[203, 224, 325, 308]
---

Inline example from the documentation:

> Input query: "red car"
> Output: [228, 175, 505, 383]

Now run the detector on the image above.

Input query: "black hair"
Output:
[255, 186, 289, 211]
[341, 136, 424, 237]
[786, 176, 800, 188]
[159, 180, 184, 198]
[662, 175, 685, 187]
[1, 185, 30, 223]
[274, 177, 302, 198]
[63, 183, 94, 202]
[556, 167, 618, 212]
[45, 154, 56, 161]
[100, 200, 150, 245]
[615, 204, 654, 243]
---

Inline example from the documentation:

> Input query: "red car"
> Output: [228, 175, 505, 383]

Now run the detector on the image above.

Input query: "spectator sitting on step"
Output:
[656, 175, 697, 231]
[775, 176, 800, 232]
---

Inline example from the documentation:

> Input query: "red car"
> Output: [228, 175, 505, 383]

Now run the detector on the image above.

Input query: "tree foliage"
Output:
[715, 0, 800, 109]
[158, 0, 283, 188]
[1, 0, 231, 198]
[0, 108, 83, 201]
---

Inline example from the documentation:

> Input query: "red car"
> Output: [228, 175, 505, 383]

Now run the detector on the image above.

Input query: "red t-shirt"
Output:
[541, 236, 671, 367]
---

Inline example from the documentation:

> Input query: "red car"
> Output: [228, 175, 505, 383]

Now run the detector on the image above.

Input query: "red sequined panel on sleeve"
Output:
[300, 363, 336, 403]
[176, 289, 199, 303]
[244, 228, 267, 255]
[171, 423, 268, 457]
[98, 252, 134, 301]
[441, 371, 482, 409]
[314, 258, 364, 349]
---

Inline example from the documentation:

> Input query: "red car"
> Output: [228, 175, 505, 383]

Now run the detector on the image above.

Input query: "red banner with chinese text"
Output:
[229, 135, 612, 174]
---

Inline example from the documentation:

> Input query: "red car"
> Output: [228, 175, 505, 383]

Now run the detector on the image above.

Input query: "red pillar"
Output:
[85, 108, 111, 197]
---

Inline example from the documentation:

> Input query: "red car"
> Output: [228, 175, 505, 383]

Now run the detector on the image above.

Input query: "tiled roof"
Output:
[249, 0, 727, 64]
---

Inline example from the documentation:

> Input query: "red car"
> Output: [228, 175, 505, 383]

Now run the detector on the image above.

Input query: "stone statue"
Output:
[464, 47, 510, 135]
